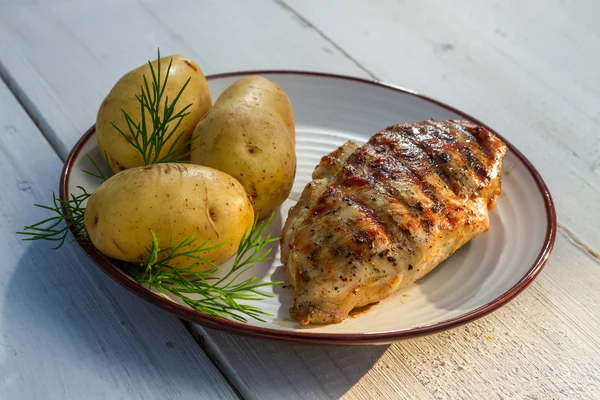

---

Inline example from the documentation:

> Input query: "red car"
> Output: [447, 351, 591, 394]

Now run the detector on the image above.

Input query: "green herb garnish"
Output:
[123, 214, 281, 322]
[17, 49, 281, 323]
[83, 151, 113, 181]
[16, 186, 91, 249]
[112, 49, 195, 165]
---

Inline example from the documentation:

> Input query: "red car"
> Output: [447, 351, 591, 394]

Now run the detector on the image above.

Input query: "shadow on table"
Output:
[1, 242, 233, 398]
[205, 326, 390, 399]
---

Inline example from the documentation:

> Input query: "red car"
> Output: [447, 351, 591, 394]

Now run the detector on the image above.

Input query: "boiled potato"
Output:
[191, 76, 295, 217]
[84, 163, 254, 271]
[97, 55, 212, 172]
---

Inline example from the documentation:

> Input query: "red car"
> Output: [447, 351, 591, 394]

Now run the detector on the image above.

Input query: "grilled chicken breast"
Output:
[280, 120, 507, 325]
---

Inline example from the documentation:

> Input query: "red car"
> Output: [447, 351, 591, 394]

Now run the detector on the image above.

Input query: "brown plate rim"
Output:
[60, 70, 557, 345]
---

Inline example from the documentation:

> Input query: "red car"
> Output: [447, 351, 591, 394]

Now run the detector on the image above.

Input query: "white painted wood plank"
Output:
[201, 233, 600, 399]
[0, 0, 368, 160]
[0, 82, 236, 399]
[284, 0, 600, 255]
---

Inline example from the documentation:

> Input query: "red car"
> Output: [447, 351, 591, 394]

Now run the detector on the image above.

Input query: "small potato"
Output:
[97, 55, 212, 172]
[191, 76, 296, 218]
[84, 163, 254, 271]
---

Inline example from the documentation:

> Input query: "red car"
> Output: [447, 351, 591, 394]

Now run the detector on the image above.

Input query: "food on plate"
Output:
[281, 119, 507, 325]
[191, 75, 296, 218]
[96, 55, 212, 172]
[21, 51, 293, 324]
[84, 163, 254, 271]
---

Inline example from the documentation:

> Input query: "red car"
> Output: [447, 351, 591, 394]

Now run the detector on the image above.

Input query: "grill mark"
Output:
[423, 120, 462, 144]
[447, 121, 492, 159]
[394, 126, 461, 196]
[349, 169, 449, 231]
[384, 127, 461, 209]
[453, 121, 495, 160]
[368, 145, 436, 211]
[336, 189, 398, 245]
[341, 161, 425, 226]
[312, 186, 394, 263]
[362, 134, 457, 227]
[401, 124, 483, 197]
[311, 186, 338, 217]
[434, 123, 490, 182]
[339, 186, 419, 253]
[465, 149, 489, 181]
[342, 148, 419, 214]
[370, 134, 435, 198]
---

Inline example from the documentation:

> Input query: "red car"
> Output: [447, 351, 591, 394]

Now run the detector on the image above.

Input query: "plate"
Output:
[61, 71, 556, 345]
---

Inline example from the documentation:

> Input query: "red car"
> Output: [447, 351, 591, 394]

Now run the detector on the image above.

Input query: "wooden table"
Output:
[1, 1, 598, 399]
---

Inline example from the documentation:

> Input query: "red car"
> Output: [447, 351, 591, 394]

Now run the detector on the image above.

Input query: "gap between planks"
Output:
[4, 3, 596, 397]
[0, 3, 375, 398]
[183, 320, 259, 400]
[275, 0, 380, 81]
[558, 223, 600, 264]
[0, 59, 63, 161]
[279, 0, 600, 265]
[0, 56, 249, 400]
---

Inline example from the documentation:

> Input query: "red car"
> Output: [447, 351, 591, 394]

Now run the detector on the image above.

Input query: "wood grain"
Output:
[284, 0, 600, 256]
[1, 0, 599, 399]
[201, 233, 600, 399]
[0, 81, 236, 399]
[0, 0, 368, 160]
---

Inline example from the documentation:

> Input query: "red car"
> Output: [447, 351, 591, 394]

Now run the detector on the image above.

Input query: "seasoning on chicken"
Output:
[280, 120, 508, 325]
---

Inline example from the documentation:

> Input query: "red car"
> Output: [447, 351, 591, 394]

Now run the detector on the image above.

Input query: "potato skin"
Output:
[84, 163, 254, 271]
[191, 76, 296, 218]
[97, 55, 212, 172]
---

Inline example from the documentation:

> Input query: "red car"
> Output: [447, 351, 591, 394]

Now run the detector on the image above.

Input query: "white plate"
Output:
[61, 72, 556, 345]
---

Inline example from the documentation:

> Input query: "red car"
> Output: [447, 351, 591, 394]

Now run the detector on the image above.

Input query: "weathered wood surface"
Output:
[0, 0, 367, 160]
[285, 0, 600, 256]
[0, 81, 237, 399]
[1, 0, 598, 398]
[205, 234, 600, 399]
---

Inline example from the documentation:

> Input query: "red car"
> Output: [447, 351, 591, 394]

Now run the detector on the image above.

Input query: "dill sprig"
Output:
[111, 49, 195, 165]
[83, 151, 113, 181]
[122, 213, 282, 322]
[18, 192, 282, 322]
[17, 49, 283, 323]
[16, 186, 91, 249]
